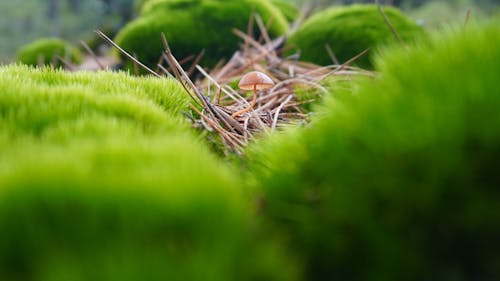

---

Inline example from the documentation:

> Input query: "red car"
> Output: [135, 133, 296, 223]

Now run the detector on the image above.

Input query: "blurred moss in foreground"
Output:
[0, 65, 299, 281]
[248, 20, 500, 281]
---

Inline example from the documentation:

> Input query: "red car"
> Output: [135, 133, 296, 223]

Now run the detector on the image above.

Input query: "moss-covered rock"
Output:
[16, 38, 82, 67]
[248, 21, 500, 281]
[0, 65, 299, 281]
[114, 0, 289, 69]
[286, 4, 423, 68]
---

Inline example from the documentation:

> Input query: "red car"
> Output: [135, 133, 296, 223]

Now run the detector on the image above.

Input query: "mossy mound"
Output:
[0, 138, 298, 281]
[16, 38, 82, 67]
[286, 4, 423, 68]
[114, 0, 289, 69]
[0, 65, 299, 281]
[248, 21, 500, 281]
[270, 0, 299, 22]
[0, 65, 190, 138]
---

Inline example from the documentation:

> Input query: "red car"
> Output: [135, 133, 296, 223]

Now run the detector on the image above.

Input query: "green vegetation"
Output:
[270, 0, 299, 22]
[16, 38, 82, 67]
[0, 64, 190, 137]
[2, 3, 500, 280]
[408, 1, 488, 29]
[0, 138, 298, 281]
[114, 0, 289, 69]
[286, 4, 423, 68]
[247, 21, 500, 281]
[0, 65, 298, 281]
[0, 0, 134, 64]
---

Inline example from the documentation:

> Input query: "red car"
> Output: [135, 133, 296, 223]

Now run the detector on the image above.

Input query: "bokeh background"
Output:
[1, 0, 499, 64]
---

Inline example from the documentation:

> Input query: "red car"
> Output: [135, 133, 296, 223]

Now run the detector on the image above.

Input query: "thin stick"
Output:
[80, 40, 104, 70]
[196, 65, 243, 104]
[161, 33, 201, 100]
[155, 52, 165, 74]
[94, 30, 160, 78]
[190, 105, 243, 153]
[255, 14, 273, 51]
[245, 11, 255, 51]
[374, 0, 403, 43]
[325, 44, 340, 65]
[132, 53, 139, 76]
[37, 54, 45, 67]
[157, 64, 174, 78]
[253, 97, 278, 114]
[333, 48, 370, 72]
[216, 86, 222, 104]
[55, 55, 76, 71]
[212, 105, 245, 134]
[232, 28, 278, 64]
[257, 14, 274, 44]
[51, 51, 60, 67]
[464, 9, 472, 27]
[160, 34, 202, 107]
[188, 49, 205, 76]
[290, 2, 311, 33]
[178, 55, 195, 66]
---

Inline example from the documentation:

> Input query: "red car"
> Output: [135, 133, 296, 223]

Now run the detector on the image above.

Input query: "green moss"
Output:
[114, 0, 289, 69]
[286, 4, 423, 68]
[16, 38, 82, 67]
[270, 0, 299, 22]
[294, 74, 365, 113]
[133, 0, 149, 11]
[0, 65, 299, 281]
[0, 65, 190, 138]
[408, 1, 487, 30]
[0, 136, 301, 281]
[248, 21, 500, 281]
[137, 0, 298, 22]
[139, 0, 199, 14]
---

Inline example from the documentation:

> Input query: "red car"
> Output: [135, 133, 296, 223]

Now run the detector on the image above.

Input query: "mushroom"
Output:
[232, 71, 275, 118]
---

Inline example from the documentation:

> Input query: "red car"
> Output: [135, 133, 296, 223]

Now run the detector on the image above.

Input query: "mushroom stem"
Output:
[232, 84, 257, 118]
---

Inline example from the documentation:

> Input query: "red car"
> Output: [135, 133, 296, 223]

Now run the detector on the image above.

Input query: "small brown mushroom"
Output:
[232, 71, 274, 118]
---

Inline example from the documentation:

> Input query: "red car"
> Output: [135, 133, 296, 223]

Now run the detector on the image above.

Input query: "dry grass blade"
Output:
[374, 0, 403, 43]
[464, 9, 472, 27]
[158, 64, 175, 78]
[187, 49, 205, 76]
[95, 30, 161, 78]
[55, 55, 77, 71]
[325, 44, 340, 65]
[271, 95, 293, 132]
[160, 33, 203, 107]
[80, 40, 104, 70]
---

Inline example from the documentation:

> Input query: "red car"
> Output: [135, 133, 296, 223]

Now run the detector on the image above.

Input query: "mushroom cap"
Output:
[238, 71, 275, 90]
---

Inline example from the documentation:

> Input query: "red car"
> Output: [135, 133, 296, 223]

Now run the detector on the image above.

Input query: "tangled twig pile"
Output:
[96, 14, 374, 155]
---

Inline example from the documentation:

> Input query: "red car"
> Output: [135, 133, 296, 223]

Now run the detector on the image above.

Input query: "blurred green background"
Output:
[0, 0, 499, 64]
[0, 0, 135, 63]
